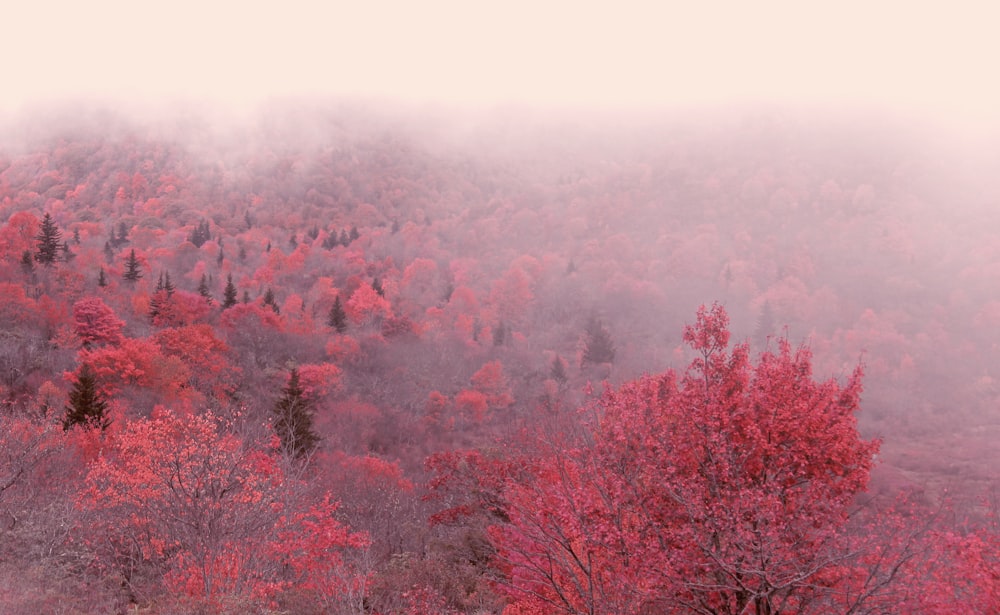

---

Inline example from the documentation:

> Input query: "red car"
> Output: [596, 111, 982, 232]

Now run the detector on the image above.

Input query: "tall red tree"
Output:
[490, 304, 883, 614]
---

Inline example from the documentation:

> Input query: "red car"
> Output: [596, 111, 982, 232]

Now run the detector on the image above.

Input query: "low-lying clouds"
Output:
[2, 1, 998, 134]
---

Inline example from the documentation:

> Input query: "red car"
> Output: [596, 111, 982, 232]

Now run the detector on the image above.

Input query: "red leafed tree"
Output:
[470, 360, 514, 409]
[72, 297, 125, 347]
[346, 282, 392, 328]
[490, 304, 883, 615]
[79, 409, 367, 608]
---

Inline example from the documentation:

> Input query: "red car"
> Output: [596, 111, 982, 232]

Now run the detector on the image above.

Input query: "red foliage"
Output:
[79, 409, 366, 606]
[491, 304, 883, 614]
[72, 297, 124, 347]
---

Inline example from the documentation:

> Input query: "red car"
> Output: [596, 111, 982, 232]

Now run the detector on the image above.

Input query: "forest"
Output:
[0, 103, 996, 614]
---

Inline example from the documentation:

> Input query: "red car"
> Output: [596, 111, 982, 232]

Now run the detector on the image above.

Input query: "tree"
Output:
[73, 297, 125, 347]
[34, 212, 62, 267]
[97, 267, 108, 288]
[490, 304, 882, 614]
[197, 273, 212, 303]
[272, 368, 320, 460]
[327, 295, 348, 333]
[122, 249, 142, 283]
[549, 354, 568, 384]
[221, 273, 238, 309]
[62, 363, 110, 431]
[581, 316, 615, 365]
[80, 409, 365, 606]
[19, 250, 34, 275]
[263, 287, 280, 314]
[189, 220, 210, 247]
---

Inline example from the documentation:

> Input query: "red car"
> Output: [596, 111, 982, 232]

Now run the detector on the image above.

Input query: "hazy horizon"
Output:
[3, 1, 999, 137]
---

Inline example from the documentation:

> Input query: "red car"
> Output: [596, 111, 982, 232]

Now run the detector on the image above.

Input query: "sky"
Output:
[2, 1, 998, 131]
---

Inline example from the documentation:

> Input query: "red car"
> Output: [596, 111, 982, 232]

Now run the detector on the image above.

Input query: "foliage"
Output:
[62, 363, 110, 431]
[272, 368, 321, 460]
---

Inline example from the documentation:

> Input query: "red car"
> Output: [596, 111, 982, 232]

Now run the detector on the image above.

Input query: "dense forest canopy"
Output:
[0, 102, 996, 613]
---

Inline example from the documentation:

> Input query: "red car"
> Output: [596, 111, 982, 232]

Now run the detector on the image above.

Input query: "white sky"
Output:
[2, 1, 998, 129]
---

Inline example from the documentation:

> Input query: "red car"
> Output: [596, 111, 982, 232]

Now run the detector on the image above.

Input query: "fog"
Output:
[4, 2, 999, 134]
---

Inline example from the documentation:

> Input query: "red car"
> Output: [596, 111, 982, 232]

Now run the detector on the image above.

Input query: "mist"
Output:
[0, 2, 998, 611]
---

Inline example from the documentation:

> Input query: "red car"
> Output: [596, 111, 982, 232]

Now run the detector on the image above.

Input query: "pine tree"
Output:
[550, 354, 568, 384]
[263, 287, 280, 314]
[271, 368, 320, 459]
[72, 228, 81, 244]
[222, 273, 238, 309]
[582, 316, 616, 365]
[328, 295, 348, 333]
[34, 213, 62, 266]
[197, 273, 213, 303]
[116, 222, 129, 246]
[63, 363, 110, 431]
[20, 250, 34, 275]
[97, 267, 108, 288]
[371, 277, 385, 297]
[122, 249, 142, 283]
[493, 320, 508, 347]
[349, 226, 360, 242]
[61, 241, 75, 262]
[189, 220, 210, 247]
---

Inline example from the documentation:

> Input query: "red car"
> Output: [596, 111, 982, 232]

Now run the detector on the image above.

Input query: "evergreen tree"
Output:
[20, 250, 34, 275]
[122, 249, 143, 283]
[72, 228, 81, 244]
[289, 233, 298, 249]
[263, 287, 280, 314]
[271, 368, 320, 459]
[104, 241, 115, 263]
[582, 316, 616, 365]
[63, 363, 110, 431]
[222, 273, 238, 309]
[307, 225, 320, 240]
[217, 246, 225, 265]
[61, 241, 75, 262]
[116, 222, 129, 246]
[238, 245, 247, 262]
[371, 277, 385, 297]
[328, 295, 348, 333]
[349, 226, 360, 242]
[97, 267, 108, 288]
[189, 220, 210, 247]
[34, 213, 62, 266]
[550, 354, 568, 384]
[339, 230, 350, 246]
[242, 290, 251, 304]
[493, 320, 508, 347]
[197, 273, 213, 303]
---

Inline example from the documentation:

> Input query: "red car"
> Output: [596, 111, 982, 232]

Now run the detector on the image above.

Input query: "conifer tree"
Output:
[122, 249, 142, 283]
[61, 241, 75, 262]
[371, 277, 385, 297]
[63, 363, 110, 431]
[116, 222, 129, 246]
[97, 267, 108, 288]
[197, 273, 213, 303]
[20, 250, 34, 275]
[222, 273, 238, 309]
[582, 316, 616, 365]
[328, 295, 348, 333]
[550, 354, 568, 383]
[34, 213, 62, 266]
[271, 368, 320, 459]
[263, 287, 280, 314]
